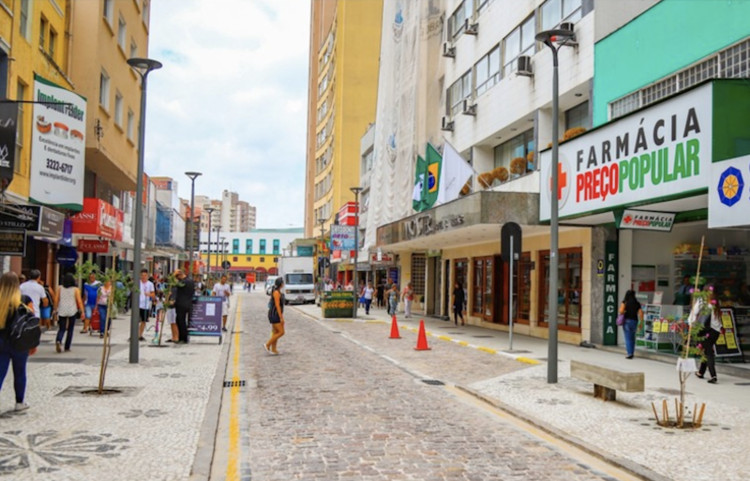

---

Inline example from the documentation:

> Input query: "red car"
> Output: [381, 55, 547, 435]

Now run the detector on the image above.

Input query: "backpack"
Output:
[7, 305, 41, 351]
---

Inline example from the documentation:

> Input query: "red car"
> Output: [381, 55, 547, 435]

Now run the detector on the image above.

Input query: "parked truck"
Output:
[277, 256, 316, 304]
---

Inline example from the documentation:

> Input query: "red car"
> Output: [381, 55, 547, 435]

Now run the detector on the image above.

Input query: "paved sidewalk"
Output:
[0, 310, 229, 480]
[294, 303, 748, 481]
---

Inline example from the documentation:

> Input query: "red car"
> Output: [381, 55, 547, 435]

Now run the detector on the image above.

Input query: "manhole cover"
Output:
[422, 379, 445, 386]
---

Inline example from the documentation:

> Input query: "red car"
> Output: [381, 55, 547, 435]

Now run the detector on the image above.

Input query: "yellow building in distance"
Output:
[0, 0, 74, 202]
[304, 0, 383, 238]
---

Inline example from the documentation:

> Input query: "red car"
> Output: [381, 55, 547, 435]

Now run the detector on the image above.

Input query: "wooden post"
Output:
[651, 402, 660, 424]
[696, 403, 707, 427]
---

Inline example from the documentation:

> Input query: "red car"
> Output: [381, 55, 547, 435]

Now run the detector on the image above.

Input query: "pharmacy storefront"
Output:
[540, 80, 750, 356]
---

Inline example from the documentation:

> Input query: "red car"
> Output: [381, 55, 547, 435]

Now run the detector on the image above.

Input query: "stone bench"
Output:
[570, 360, 644, 401]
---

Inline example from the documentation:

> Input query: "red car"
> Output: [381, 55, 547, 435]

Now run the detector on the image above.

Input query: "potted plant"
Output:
[510, 157, 526, 176]
[477, 172, 495, 189]
[491, 166, 509, 183]
[563, 126, 587, 141]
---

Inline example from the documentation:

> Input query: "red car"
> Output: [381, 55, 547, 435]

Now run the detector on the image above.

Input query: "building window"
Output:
[447, 69, 472, 117]
[142, 0, 149, 25]
[246, 257, 251, 262]
[494, 129, 534, 174]
[49, 28, 58, 59]
[538, 248, 582, 331]
[514, 253, 532, 324]
[361, 148, 374, 173]
[39, 17, 48, 50]
[477, 0, 494, 15]
[475, 46, 500, 96]
[114, 92, 123, 126]
[541, 0, 582, 31]
[259, 257, 265, 263]
[117, 16, 127, 51]
[503, 14, 535, 77]
[15, 82, 24, 174]
[246, 239, 252, 254]
[272, 239, 280, 255]
[103, 0, 114, 25]
[130, 39, 138, 59]
[273, 257, 278, 263]
[447, 1, 472, 40]
[565, 100, 590, 130]
[472, 257, 494, 321]
[411, 253, 426, 299]
[232, 239, 239, 254]
[127, 109, 135, 140]
[19, 0, 30, 39]
[259, 239, 266, 254]
[99, 70, 110, 109]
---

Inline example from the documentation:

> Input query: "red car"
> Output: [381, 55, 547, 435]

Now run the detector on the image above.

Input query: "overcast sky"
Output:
[145, 0, 310, 229]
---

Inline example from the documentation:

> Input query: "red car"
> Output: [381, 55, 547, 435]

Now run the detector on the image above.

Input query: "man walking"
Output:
[137, 269, 155, 341]
[20, 269, 48, 317]
[82, 273, 100, 334]
[211, 274, 231, 332]
[173, 270, 195, 344]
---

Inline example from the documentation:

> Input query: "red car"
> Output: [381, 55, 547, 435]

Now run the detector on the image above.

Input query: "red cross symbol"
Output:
[549, 162, 568, 200]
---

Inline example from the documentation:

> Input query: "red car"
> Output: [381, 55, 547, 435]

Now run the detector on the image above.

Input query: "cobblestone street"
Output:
[242, 292, 632, 480]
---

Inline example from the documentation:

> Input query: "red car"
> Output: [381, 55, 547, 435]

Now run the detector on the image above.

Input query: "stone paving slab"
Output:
[0, 316, 226, 480]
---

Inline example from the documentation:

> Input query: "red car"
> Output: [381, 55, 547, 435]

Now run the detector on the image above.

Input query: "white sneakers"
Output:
[15, 402, 30, 411]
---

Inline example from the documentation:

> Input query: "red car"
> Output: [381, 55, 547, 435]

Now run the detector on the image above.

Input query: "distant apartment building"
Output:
[303, 0, 383, 238]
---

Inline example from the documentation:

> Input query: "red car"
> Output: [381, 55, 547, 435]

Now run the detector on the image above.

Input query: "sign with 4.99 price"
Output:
[29, 74, 87, 211]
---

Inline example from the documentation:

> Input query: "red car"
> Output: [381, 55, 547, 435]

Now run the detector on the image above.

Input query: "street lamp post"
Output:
[350, 187, 363, 318]
[185, 171, 202, 277]
[127, 57, 162, 364]
[214, 227, 221, 275]
[205, 207, 215, 281]
[536, 27, 576, 384]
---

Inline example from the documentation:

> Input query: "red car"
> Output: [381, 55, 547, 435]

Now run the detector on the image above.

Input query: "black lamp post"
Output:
[536, 27, 576, 384]
[350, 186, 363, 318]
[205, 207, 215, 280]
[185, 171, 202, 277]
[127, 56, 162, 364]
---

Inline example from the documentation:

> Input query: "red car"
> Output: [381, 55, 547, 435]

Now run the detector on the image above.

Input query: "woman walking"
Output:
[696, 290, 721, 384]
[363, 282, 374, 315]
[96, 279, 113, 338]
[452, 282, 465, 326]
[401, 282, 414, 318]
[0, 272, 37, 411]
[618, 290, 643, 359]
[55, 273, 84, 353]
[264, 277, 285, 355]
[387, 284, 399, 317]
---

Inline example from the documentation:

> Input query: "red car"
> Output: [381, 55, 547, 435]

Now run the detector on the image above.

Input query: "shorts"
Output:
[85, 305, 96, 319]
[40, 306, 52, 319]
[166, 309, 176, 325]
[221, 301, 229, 317]
[139, 308, 150, 323]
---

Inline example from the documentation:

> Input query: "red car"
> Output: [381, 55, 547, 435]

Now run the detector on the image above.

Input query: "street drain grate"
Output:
[422, 379, 445, 386]
[224, 380, 246, 388]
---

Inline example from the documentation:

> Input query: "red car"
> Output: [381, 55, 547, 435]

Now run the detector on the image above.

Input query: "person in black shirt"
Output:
[453, 282, 466, 326]
[173, 270, 195, 344]
[619, 290, 643, 359]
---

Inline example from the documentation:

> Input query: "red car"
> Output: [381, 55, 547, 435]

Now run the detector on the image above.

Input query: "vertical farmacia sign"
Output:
[29, 75, 87, 211]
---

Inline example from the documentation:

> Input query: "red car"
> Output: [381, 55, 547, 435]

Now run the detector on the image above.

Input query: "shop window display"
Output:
[538, 248, 582, 331]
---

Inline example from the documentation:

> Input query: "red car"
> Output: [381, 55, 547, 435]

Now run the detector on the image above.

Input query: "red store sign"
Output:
[78, 239, 109, 253]
[71, 198, 124, 241]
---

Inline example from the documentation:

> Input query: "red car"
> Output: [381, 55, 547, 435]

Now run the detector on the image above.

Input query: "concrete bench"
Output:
[570, 360, 644, 401]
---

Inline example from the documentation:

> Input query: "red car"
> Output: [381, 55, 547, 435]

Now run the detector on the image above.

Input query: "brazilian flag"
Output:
[423, 143, 442, 210]
[412, 155, 427, 211]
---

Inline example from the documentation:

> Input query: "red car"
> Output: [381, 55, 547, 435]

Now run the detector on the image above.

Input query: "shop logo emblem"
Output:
[717, 166, 744, 207]
[548, 155, 572, 208]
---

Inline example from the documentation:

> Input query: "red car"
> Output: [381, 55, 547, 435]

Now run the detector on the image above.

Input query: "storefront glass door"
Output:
[538, 248, 582, 331]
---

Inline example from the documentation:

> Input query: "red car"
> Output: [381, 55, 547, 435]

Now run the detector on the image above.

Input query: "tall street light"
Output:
[350, 186, 363, 318]
[127, 56, 162, 364]
[536, 27, 576, 384]
[205, 207, 215, 280]
[214, 226, 221, 275]
[185, 171, 202, 277]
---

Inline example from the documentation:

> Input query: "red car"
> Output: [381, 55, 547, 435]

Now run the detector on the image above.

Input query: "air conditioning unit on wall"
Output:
[442, 42, 455, 58]
[463, 18, 478, 35]
[517, 55, 533, 77]
[461, 99, 476, 116]
[441, 116, 454, 132]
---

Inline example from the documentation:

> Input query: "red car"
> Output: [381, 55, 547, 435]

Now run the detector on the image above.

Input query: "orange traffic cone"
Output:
[414, 319, 431, 351]
[389, 315, 401, 339]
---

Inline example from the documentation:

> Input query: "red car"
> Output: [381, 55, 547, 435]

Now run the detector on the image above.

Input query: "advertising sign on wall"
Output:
[708, 154, 750, 228]
[29, 75, 87, 211]
[603, 241, 618, 346]
[71, 198, 124, 241]
[540, 83, 712, 221]
[616, 209, 676, 232]
[0, 103, 19, 186]
[330, 225, 356, 251]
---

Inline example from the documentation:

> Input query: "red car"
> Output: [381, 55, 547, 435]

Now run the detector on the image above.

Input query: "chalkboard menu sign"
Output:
[188, 296, 223, 343]
[716, 308, 742, 358]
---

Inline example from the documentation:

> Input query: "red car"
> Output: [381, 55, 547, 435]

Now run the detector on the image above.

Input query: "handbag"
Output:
[616, 313, 625, 326]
